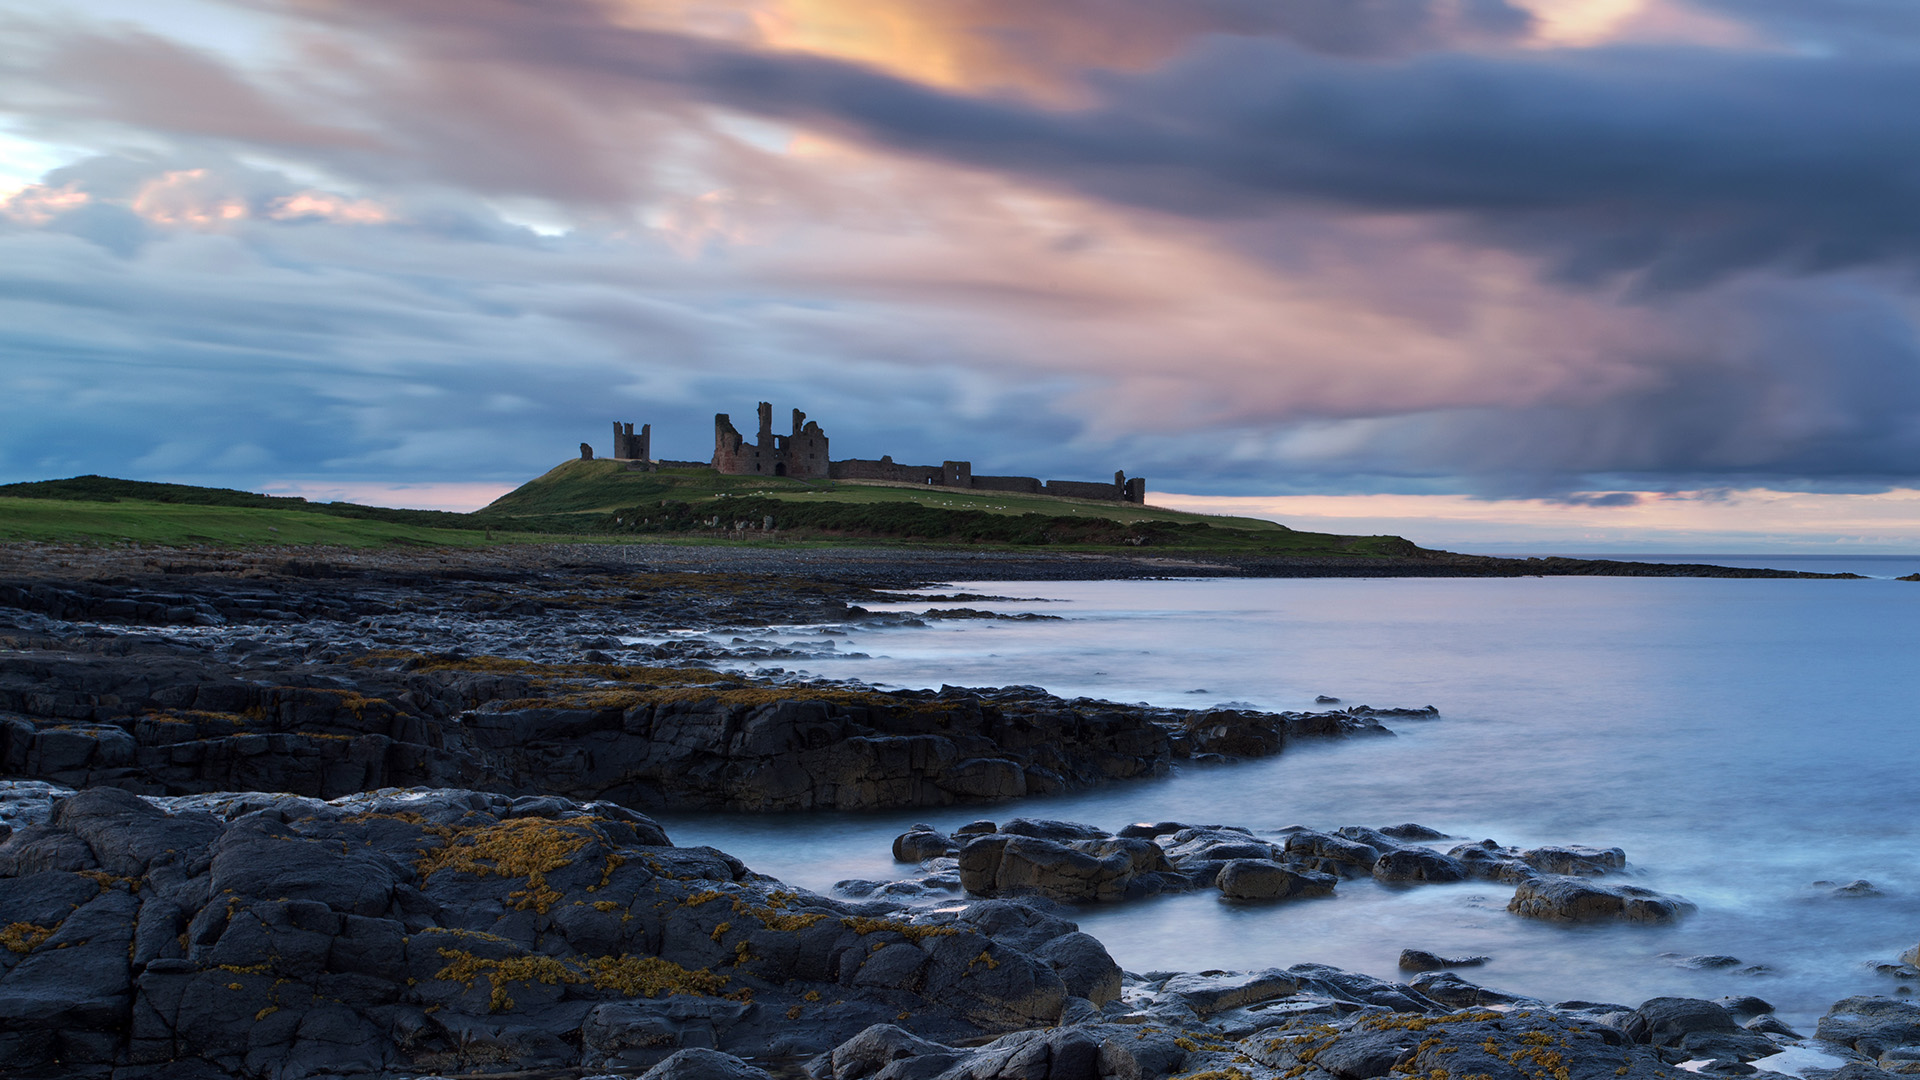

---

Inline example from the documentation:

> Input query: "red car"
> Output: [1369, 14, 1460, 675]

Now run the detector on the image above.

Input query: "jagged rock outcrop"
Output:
[0, 784, 1120, 1078]
[0, 639, 1421, 813]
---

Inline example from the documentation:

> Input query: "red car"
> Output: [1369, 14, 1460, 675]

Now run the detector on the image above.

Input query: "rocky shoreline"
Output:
[0, 543, 1907, 1080]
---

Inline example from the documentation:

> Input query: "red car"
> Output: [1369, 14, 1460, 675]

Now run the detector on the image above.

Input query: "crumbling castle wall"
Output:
[970, 474, 1044, 495]
[713, 403, 829, 479]
[829, 456, 945, 484]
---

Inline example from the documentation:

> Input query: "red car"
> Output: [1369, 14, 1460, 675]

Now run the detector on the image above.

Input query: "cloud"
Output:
[6, 1, 1920, 515]
[1551, 491, 1642, 507]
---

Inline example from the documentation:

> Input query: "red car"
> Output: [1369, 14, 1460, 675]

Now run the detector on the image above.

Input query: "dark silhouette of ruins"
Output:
[713, 403, 830, 479]
[610, 422, 649, 462]
[603, 402, 1144, 503]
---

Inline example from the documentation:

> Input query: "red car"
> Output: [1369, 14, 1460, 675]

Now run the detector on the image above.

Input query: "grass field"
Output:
[480, 460, 1287, 529]
[0, 465, 1419, 556]
[0, 496, 528, 547]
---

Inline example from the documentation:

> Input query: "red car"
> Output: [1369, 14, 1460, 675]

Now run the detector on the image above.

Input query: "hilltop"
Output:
[0, 468, 1864, 578]
[0, 464, 1419, 557]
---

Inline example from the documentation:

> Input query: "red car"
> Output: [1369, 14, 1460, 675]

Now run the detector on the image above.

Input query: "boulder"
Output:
[828, 1024, 964, 1080]
[640, 1048, 774, 1080]
[1520, 845, 1628, 876]
[1035, 932, 1123, 1006]
[999, 819, 1111, 843]
[1158, 969, 1300, 1016]
[1379, 823, 1450, 841]
[1282, 831, 1380, 871]
[1398, 949, 1491, 972]
[1247, 1008, 1667, 1080]
[1818, 997, 1920, 1057]
[892, 825, 957, 862]
[1509, 876, 1694, 922]
[1372, 847, 1468, 884]
[1217, 860, 1337, 902]
[1622, 997, 1783, 1063]
[1410, 970, 1543, 1008]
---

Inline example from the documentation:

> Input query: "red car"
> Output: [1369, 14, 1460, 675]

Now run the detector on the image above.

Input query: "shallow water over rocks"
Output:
[654, 574, 1920, 1031]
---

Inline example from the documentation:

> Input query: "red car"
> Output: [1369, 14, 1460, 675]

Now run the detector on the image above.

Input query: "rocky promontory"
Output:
[0, 550, 1428, 814]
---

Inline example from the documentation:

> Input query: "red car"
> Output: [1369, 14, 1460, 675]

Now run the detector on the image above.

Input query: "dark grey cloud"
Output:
[24, 3, 1920, 292]
[10, 2, 1920, 504]
[651, 38, 1920, 292]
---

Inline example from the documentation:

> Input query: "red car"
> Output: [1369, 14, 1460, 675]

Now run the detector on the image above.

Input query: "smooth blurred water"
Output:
[650, 570, 1920, 1027]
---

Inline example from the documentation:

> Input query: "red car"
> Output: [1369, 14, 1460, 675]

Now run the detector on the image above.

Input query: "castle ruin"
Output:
[603, 402, 1144, 503]
[712, 403, 830, 479]
[610, 422, 650, 462]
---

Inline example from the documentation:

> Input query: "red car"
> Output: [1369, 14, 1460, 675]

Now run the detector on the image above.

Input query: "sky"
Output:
[5, 0, 1920, 551]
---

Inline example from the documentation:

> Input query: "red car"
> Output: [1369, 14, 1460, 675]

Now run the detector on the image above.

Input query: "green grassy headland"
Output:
[0, 461, 1420, 556]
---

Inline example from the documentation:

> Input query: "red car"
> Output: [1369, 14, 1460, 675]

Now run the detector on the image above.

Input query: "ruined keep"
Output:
[605, 401, 1145, 502]
[713, 402, 831, 479]
[610, 421, 650, 462]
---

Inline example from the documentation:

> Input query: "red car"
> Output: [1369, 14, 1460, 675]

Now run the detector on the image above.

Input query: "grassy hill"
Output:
[0, 465, 1421, 556]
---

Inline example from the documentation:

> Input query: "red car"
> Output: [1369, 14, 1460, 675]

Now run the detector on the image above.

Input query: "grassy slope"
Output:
[0, 496, 510, 547]
[475, 461, 1411, 555]
[0, 464, 1416, 555]
[482, 460, 1285, 527]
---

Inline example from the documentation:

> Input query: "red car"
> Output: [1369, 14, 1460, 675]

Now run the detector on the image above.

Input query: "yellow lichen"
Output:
[77, 870, 137, 893]
[0, 922, 57, 954]
[432, 948, 727, 1013]
[415, 817, 597, 914]
[839, 916, 960, 943]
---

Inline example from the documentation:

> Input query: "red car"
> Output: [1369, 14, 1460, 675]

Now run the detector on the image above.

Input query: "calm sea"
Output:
[650, 557, 1920, 1028]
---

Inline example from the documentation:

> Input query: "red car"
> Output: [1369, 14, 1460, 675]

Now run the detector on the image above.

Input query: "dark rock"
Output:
[1409, 970, 1543, 1008]
[1623, 997, 1741, 1046]
[0, 785, 1093, 1078]
[999, 819, 1111, 843]
[1670, 955, 1745, 970]
[1509, 876, 1694, 922]
[892, 825, 957, 862]
[1217, 860, 1338, 902]
[1520, 845, 1628, 877]
[828, 1024, 964, 1080]
[640, 1048, 775, 1080]
[1245, 1004, 1669, 1080]
[1717, 996, 1776, 1018]
[1372, 847, 1467, 884]
[1378, 823, 1449, 841]
[1282, 831, 1380, 871]
[1818, 997, 1920, 1057]
[1398, 949, 1490, 972]
[1159, 969, 1299, 1016]
[1097, 1028, 1188, 1080]
[1116, 821, 1189, 839]
[1285, 963, 1442, 1012]
[1035, 932, 1123, 1006]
